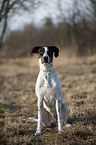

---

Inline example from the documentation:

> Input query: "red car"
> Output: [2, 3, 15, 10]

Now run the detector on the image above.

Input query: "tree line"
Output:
[0, 0, 96, 57]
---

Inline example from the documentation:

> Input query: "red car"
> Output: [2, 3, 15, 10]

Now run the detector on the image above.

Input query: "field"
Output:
[0, 53, 96, 145]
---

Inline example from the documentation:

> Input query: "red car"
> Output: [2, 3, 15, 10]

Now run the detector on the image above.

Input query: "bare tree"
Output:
[56, 0, 96, 55]
[0, 0, 41, 49]
[0, 0, 17, 48]
[90, 0, 96, 17]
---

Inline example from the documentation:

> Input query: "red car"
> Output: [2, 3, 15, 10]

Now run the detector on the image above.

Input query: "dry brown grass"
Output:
[0, 54, 96, 145]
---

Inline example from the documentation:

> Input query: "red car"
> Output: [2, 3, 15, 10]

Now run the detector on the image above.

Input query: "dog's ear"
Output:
[31, 46, 41, 55]
[50, 46, 59, 57]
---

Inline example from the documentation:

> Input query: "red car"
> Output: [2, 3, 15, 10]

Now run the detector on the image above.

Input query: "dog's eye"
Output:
[40, 52, 44, 56]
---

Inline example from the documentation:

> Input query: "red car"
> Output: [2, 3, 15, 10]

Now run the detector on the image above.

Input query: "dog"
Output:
[29, 46, 70, 136]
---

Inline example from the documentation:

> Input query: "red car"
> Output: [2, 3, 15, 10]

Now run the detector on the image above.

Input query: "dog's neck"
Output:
[39, 59, 53, 73]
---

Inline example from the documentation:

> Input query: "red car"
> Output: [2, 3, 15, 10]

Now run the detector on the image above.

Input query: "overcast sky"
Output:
[8, 0, 92, 31]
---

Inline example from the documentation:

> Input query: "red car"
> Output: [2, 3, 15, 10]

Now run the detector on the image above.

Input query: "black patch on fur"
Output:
[31, 46, 41, 55]
[38, 47, 45, 57]
[47, 46, 59, 57]
[31, 46, 59, 58]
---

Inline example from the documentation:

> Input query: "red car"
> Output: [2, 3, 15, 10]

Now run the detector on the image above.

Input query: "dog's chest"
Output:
[36, 69, 61, 100]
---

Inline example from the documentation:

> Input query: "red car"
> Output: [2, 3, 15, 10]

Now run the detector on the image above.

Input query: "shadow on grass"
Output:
[0, 103, 21, 113]
[68, 114, 96, 126]
[28, 139, 45, 145]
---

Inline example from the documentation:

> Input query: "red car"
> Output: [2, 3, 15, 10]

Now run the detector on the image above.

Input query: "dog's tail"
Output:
[28, 117, 46, 126]
[28, 117, 38, 122]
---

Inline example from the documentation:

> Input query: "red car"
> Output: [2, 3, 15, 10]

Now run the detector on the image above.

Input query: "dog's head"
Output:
[31, 46, 59, 64]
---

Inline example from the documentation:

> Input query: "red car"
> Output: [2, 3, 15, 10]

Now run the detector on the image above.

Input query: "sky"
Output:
[7, 0, 92, 31]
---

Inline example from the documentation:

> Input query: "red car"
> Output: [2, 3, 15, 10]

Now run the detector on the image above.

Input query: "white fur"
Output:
[33, 58, 70, 135]
[43, 47, 48, 57]
[43, 47, 50, 63]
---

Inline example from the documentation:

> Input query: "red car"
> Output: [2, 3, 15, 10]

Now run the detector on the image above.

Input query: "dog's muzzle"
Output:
[44, 56, 48, 63]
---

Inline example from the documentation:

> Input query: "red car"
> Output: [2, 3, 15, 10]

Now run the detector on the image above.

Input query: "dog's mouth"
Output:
[43, 61, 49, 64]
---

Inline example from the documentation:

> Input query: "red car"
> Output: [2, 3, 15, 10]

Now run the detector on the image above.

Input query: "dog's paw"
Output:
[58, 128, 64, 133]
[34, 131, 41, 136]
[65, 123, 72, 127]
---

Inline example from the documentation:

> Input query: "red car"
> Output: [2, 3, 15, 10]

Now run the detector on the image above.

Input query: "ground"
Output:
[0, 53, 96, 145]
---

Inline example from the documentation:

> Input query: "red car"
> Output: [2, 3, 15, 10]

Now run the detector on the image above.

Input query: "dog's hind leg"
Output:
[43, 101, 56, 126]
[61, 103, 70, 125]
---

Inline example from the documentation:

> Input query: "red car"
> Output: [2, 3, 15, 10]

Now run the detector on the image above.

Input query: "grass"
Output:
[0, 53, 96, 144]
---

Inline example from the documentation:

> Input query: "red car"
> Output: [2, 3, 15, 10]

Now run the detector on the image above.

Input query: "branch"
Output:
[0, 0, 6, 22]
[0, 0, 9, 49]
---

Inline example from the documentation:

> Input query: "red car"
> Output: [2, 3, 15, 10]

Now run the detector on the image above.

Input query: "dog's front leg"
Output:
[35, 97, 43, 136]
[56, 99, 64, 133]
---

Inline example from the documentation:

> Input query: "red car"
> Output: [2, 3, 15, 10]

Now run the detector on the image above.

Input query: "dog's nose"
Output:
[44, 56, 48, 62]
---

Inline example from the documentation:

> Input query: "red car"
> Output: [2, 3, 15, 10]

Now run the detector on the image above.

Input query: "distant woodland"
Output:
[0, 0, 96, 58]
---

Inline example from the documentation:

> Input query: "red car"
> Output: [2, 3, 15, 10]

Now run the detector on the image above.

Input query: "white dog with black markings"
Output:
[29, 46, 70, 136]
